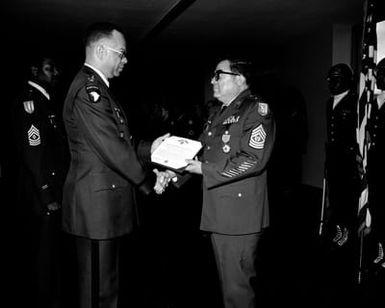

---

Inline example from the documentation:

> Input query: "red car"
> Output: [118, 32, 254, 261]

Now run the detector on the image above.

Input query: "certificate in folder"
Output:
[151, 136, 202, 172]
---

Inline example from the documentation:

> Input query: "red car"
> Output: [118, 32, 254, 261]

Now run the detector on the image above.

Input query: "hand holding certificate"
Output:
[151, 136, 202, 172]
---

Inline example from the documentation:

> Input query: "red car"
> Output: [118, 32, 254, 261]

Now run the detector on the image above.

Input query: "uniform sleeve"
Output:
[15, 100, 56, 205]
[73, 86, 148, 186]
[135, 139, 152, 163]
[202, 103, 276, 189]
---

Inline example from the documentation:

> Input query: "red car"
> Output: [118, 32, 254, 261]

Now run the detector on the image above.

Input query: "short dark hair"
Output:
[228, 59, 254, 85]
[84, 22, 123, 47]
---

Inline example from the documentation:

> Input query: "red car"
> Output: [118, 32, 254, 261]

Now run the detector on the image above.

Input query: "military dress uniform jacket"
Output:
[326, 90, 359, 175]
[199, 90, 275, 235]
[62, 66, 151, 240]
[325, 89, 360, 228]
[13, 81, 69, 216]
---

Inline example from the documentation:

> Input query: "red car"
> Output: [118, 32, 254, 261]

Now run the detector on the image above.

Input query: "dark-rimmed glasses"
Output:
[212, 70, 240, 81]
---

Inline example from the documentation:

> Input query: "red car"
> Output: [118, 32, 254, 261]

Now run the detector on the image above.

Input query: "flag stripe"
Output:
[356, 0, 378, 230]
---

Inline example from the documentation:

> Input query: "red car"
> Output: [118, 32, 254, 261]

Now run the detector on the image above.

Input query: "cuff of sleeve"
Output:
[172, 174, 192, 189]
[137, 176, 152, 196]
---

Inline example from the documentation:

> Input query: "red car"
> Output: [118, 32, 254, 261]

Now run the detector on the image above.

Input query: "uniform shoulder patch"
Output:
[258, 102, 269, 116]
[85, 83, 101, 103]
[23, 100, 35, 114]
[249, 95, 270, 117]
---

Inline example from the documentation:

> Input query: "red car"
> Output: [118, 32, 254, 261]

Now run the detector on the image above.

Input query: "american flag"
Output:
[357, 0, 377, 236]
[356, 0, 378, 284]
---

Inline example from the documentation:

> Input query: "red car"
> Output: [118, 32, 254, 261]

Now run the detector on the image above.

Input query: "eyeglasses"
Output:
[212, 70, 240, 81]
[103, 45, 127, 60]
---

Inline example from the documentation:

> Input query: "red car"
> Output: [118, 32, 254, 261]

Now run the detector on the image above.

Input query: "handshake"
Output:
[150, 132, 202, 194]
[152, 169, 176, 194]
[150, 133, 176, 195]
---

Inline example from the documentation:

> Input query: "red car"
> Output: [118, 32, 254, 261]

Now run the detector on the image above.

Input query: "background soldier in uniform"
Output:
[12, 55, 69, 308]
[321, 63, 361, 305]
[182, 58, 276, 308]
[324, 63, 360, 247]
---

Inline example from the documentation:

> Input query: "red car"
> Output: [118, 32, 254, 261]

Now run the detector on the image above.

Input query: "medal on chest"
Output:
[222, 131, 231, 153]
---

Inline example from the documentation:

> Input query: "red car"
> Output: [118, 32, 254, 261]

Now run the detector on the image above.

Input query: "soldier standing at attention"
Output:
[12, 55, 69, 308]
[183, 58, 276, 308]
[324, 63, 360, 247]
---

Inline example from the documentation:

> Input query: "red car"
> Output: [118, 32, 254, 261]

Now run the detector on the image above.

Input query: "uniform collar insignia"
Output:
[84, 63, 109, 87]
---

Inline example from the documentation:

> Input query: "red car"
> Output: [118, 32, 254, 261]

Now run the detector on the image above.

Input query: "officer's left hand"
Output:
[185, 159, 202, 174]
[151, 133, 170, 154]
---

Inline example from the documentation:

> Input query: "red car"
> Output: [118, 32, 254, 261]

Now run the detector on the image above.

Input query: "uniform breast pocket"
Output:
[216, 122, 242, 138]
[228, 123, 242, 138]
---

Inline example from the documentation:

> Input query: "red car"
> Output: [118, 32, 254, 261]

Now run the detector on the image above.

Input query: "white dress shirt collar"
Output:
[332, 90, 349, 109]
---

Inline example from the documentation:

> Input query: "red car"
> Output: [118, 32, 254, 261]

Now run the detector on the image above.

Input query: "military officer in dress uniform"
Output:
[12, 55, 69, 308]
[324, 63, 360, 247]
[368, 58, 385, 268]
[183, 59, 275, 308]
[62, 22, 168, 308]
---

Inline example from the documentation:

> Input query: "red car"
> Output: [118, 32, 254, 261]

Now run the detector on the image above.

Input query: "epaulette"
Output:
[85, 75, 101, 103]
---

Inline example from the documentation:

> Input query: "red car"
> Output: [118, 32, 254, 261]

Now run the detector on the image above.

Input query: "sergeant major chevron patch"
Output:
[28, 125, 41, 146]
[249, 124, 266, 149]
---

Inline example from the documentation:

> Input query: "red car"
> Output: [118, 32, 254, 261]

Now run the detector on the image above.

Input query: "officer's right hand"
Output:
[185, 159, 202, 174]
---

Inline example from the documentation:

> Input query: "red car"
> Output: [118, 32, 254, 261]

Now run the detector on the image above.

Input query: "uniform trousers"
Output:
[75, 236, 120, 308]
[34, 212, 62, 308]
[210, 232, 262, 308]
[327, 150, 359, 231]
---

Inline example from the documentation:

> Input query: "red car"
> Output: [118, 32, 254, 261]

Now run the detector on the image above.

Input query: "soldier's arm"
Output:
[17, 101, 57, 206]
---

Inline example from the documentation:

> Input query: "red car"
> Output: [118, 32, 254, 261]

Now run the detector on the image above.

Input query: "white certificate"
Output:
[151, 136, 202, 171]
